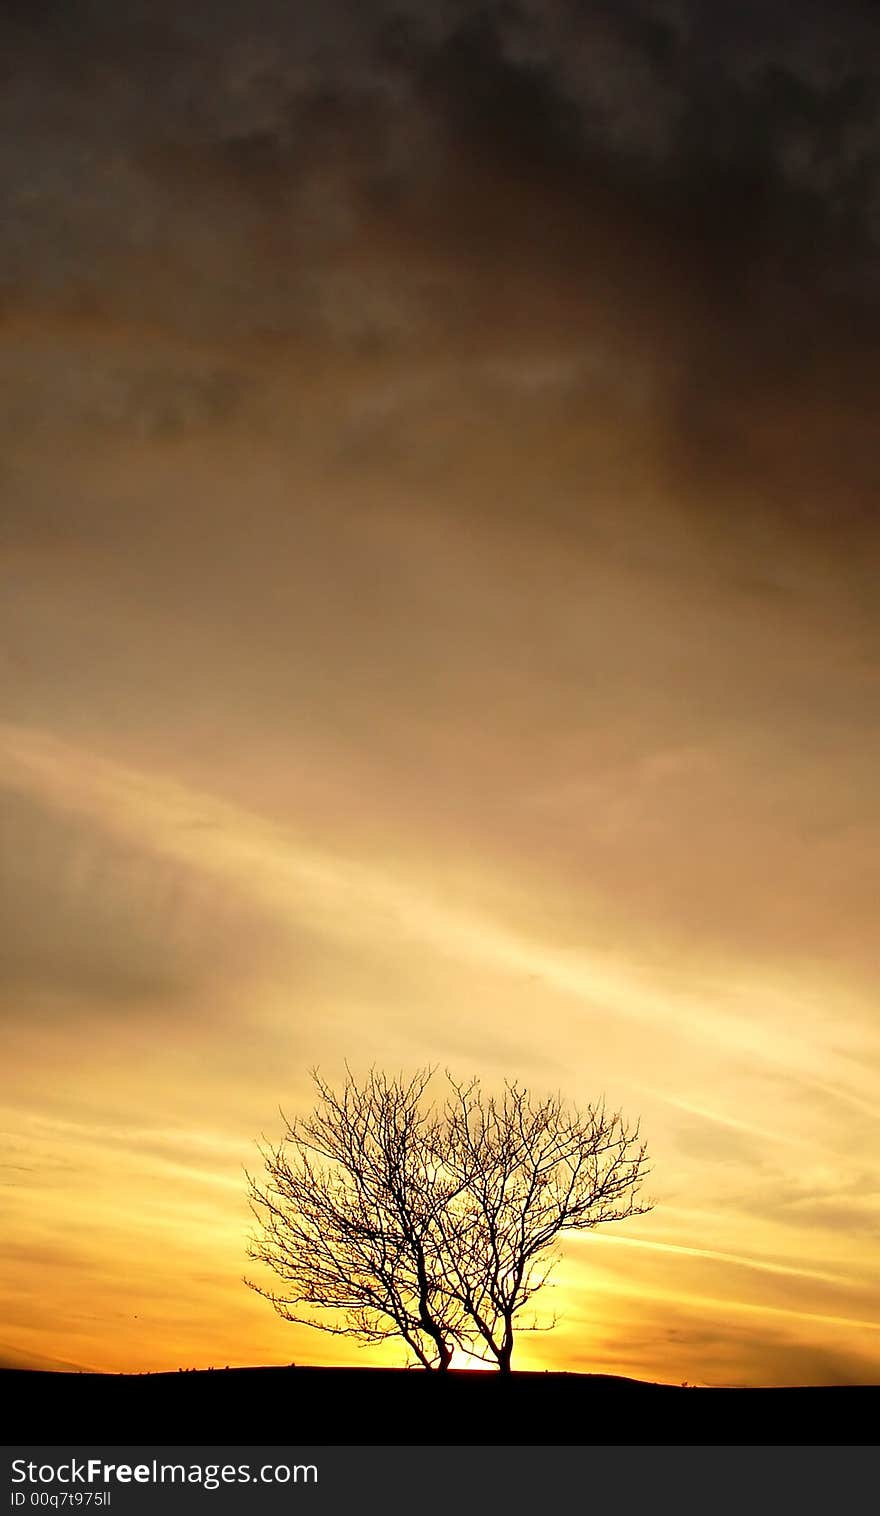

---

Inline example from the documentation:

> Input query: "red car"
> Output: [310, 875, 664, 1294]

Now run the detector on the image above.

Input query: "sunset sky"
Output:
[2, 0, 879, 1388]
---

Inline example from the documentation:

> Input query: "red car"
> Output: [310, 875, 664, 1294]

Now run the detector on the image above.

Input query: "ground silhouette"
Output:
[5, 1365, 878, 1444]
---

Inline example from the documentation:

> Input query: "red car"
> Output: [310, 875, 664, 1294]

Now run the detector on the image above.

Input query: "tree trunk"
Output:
[497, 1326, 514, 1374]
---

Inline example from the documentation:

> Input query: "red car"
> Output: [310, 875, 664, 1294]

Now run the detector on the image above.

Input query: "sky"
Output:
[2, 0, 879, 1386]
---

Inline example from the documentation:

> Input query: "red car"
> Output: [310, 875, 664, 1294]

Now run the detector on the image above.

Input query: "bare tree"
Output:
[436, 1080, 652, 1372]
[246, 1068, 651, 1372]
[245, 1068, 470, 1370]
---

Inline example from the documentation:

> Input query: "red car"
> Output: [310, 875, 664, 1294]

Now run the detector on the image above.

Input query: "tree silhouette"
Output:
[245, 1069, 471, 1370]
[246, 1067, 651, 1371]
[436, 1078, 651, 1372]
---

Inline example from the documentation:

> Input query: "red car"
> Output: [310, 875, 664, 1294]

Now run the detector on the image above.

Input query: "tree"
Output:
[245, 1069, 471, 1370]
[435, 1078, 651, 1372]
[246, 1067, 651, 1371]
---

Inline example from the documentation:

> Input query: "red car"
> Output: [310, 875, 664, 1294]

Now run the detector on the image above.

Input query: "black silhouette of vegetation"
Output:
[436, 1076, 651, 1371]
[246, 1070, 468, 1370]
[246, 1067, 651, 1371]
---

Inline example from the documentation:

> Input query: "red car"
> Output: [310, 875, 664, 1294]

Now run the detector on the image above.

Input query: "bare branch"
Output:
[246, 1066, 652, 1373]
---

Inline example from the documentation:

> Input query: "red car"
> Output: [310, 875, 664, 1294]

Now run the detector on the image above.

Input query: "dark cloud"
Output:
[0, 347, 245, 442]
[5, 1, 878, 315]
[1, 0, 877, 556]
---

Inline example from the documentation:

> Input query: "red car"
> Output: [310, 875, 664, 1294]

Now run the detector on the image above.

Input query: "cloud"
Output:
[1, 0, 879, 1383]
[2, 719, 878, 1107]
[1, 0, 878, 559]
[0, 1341, 91, 1373]
[0, 780, 294, 1015]
[575, 1298, 880, 1387]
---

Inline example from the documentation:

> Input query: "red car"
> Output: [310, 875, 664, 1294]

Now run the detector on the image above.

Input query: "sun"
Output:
[450, 1350, 496, 1372]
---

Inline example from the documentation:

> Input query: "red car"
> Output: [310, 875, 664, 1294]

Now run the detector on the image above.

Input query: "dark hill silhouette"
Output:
[4, 1365, 878, 1445]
